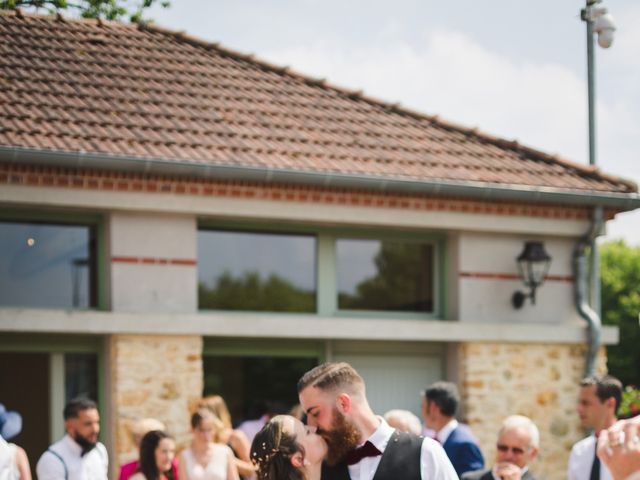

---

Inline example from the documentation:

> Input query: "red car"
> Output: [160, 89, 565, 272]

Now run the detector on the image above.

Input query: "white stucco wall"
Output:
[108, 212, 197, 312]
[455, 232, 583, 324]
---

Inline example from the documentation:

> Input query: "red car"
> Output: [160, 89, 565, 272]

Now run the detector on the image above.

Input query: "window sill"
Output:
[0, 308, 619, 345]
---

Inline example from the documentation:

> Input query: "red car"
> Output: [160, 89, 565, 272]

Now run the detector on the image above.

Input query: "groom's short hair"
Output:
[297, 362, 365, 395]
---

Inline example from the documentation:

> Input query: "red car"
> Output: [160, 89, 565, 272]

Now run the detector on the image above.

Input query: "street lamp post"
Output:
[581, 0, 616, 169]
[580, 0, 615, 353]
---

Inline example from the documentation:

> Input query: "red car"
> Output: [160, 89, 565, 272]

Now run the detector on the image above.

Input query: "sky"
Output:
[146, 0, 640, 246]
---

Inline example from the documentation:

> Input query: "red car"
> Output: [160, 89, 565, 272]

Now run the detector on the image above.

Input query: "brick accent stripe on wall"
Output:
[111, 256, 197, 266]
[0, 163, 618, 220]
[459, 272, 574, 282]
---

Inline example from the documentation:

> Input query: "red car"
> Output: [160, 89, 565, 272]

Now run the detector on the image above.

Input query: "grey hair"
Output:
[383, 409, 423, 436]
[499, 415, 539, 449]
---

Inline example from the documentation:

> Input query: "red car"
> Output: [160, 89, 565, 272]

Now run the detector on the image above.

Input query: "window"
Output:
[198, 230, 316, 312]
[197, 225, 441, 317]
[65, 353, 98, 402]
[336, 239, 435, 313]
[203, 355, 318, 422]
[0, 221, 96, 308]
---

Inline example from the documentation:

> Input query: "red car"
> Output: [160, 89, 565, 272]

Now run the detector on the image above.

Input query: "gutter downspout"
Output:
[573, 206, 603, 376]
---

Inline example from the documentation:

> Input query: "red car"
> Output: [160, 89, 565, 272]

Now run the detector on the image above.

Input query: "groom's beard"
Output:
[72, 430, 97, 456]
[320, 408, 361, 466]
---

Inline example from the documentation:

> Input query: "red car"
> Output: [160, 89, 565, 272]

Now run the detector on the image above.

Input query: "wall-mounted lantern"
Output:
[512, 241, 552, 309]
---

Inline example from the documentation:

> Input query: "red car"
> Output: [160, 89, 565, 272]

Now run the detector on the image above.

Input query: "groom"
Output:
[298, 362, 458, 480]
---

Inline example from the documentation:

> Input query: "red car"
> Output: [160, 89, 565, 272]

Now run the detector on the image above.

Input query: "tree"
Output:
[600, 240, 640, 387]
[0, 0, 170, 22]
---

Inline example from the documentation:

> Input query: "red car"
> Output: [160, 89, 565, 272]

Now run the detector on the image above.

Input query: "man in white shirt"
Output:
[463, 415, 539, 480]
[568, 375, 622, 480]
[36, 398, 108, 480]
[297, 362, 458, 480]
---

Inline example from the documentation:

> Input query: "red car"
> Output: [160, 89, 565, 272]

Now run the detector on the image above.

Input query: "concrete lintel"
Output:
[0, 309, 618, 345]
[1, 184, 589, 236]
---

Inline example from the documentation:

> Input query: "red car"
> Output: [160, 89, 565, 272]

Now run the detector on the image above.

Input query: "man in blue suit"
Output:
[423, 382, 485, 478]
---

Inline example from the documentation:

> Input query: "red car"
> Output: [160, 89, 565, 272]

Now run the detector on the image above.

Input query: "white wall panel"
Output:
[333, 351, 442, 419]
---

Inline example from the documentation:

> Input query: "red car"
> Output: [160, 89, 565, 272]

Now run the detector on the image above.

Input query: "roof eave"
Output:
[1, 146, 639, 211]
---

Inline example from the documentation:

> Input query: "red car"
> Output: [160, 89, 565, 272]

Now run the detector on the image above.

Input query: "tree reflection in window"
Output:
[198, 230, 316, 312]
[198, 271, 315, 312]
[337, 240, 434, 312]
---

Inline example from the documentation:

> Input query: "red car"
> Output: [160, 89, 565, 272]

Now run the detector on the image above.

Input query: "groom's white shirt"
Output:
[347, 417, 458, 480]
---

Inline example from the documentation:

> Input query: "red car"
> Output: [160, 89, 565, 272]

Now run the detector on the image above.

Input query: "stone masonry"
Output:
[109, 334, 203, 468]
[459, 342, 607, 480]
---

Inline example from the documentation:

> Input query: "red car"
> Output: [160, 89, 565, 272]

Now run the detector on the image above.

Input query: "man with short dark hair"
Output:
[568, 374, 622, 480]
[423, 381, 484, 477]
[298, 362, 458, 480]
[36, 398, 108, 480]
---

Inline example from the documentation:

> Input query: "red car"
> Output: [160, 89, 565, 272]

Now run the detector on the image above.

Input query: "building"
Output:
[0, 10, 638, 478]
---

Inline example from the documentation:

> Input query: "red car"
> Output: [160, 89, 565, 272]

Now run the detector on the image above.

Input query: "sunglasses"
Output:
[496, 444, 526, 455]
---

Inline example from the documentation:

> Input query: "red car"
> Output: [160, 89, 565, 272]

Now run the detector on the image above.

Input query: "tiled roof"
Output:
[0, 10, 636, 194]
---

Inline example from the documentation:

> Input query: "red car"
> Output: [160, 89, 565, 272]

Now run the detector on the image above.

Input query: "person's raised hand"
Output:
[597, 417, 640, 480]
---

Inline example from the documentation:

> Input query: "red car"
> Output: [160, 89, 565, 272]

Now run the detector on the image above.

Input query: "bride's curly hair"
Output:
[251, 415, 306, 480]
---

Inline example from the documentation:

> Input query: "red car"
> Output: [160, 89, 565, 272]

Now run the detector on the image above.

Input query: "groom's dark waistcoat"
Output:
[321, 430, 423, 480]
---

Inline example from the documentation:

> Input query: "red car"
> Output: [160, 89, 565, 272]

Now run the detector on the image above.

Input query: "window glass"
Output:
[337, 239, 434, 312]
[0, 222, 95, 308]
[203, 355, 318, 423]
[198, 230, 316, 312]
[65, 353, 98, 403]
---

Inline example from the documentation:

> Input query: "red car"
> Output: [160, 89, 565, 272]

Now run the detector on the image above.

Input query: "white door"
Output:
[333, 346, 443, 419]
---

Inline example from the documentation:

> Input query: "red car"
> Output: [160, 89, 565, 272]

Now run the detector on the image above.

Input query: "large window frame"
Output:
[0, 210, 106, 310]
[198, 220, 446, 320]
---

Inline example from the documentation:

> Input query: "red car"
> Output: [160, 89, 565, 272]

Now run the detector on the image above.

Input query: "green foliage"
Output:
[619, 385, 640, 419]
[600, 240, 640, 386]
[199, 271, 315, 313]
[339, 242, 433, 311]
[0, 0, 170, 22]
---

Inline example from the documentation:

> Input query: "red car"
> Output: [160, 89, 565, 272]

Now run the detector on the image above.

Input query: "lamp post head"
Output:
[594, 12, 616, 48]
[582, 3, 616, 49]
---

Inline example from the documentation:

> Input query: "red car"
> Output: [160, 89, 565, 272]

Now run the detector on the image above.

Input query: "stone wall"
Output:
[458, 342, 607, 480]
[109, 334, 203, 468]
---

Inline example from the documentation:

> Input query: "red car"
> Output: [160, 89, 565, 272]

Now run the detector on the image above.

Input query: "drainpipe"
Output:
[573, 206, 603, 376]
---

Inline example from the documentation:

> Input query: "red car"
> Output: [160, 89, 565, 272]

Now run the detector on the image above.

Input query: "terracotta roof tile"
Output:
[0, 10, 636, 194]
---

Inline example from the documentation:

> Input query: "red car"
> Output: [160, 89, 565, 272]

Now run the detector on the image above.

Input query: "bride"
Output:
[250, 415, 327, 480]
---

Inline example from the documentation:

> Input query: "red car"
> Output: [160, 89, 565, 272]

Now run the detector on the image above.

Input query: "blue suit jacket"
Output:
[443, 424, 485, 478]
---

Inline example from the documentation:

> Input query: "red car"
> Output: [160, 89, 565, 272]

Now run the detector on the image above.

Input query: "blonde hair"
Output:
[197, 395, 232, 429]
[191, 409, 225, 442]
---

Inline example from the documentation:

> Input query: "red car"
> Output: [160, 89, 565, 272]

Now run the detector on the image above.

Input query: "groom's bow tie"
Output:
[345, 441, 382, 465]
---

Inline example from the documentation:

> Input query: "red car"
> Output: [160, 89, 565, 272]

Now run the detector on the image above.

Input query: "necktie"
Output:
[345, 441, 382, 465]
[589, 437, 600, 480]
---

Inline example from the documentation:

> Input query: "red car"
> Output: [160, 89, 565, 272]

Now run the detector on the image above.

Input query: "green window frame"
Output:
[197, 220, 446, 319]
[0, 210, 107, 310]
